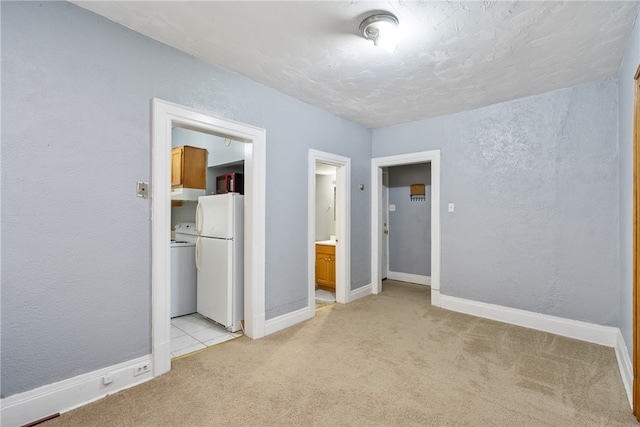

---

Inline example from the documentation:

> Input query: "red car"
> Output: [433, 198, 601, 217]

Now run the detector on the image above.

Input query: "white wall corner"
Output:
[614, 330, 633, 408]
[387, 271, 430, 286]
[348, 284, 372, 303]
[0, 355, 154, 427]
[264, 306, 313, 336]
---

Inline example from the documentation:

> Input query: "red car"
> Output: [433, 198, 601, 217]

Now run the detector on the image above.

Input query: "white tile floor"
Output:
[170, 313, 242, 358]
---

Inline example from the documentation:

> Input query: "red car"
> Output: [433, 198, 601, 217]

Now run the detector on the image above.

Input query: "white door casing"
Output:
[308, 150, 351, 310]
[382, 168, 389, 280]
[371, 150, 441, 306]
[151, 99, 266, 377]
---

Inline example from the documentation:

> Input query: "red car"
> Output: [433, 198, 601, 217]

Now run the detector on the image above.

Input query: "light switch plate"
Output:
[389, 204, 396, 212]
[448, 203, 455, 213]
[137, 182, 149, 198]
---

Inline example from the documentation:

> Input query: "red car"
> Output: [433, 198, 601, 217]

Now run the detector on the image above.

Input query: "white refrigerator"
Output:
[195, 193, 244, 332]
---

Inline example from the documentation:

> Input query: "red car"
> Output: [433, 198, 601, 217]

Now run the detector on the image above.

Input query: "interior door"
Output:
[633, 65, 640, 421]
[382, 168, 389, 280]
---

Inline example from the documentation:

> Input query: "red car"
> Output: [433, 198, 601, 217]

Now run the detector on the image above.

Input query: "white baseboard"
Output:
[430, 288, 441, 307]
[439, 294, 619, 347]
[387, 271, 430, 286]
[264, 306, 313, 336]
[348, 284, 372, 303]
[614, 330, 633, 408]
[1, 355, 154, 427]
[439, 294, 634, 407]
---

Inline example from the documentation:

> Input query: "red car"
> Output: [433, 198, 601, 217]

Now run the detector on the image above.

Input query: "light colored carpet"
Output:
[45, 281, 635, 426]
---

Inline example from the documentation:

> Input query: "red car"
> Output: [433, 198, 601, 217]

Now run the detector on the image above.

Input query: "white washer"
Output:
[171, 222, 198, 318]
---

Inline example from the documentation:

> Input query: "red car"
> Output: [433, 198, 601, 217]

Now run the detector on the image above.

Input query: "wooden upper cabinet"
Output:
[171, 146, 207, 189]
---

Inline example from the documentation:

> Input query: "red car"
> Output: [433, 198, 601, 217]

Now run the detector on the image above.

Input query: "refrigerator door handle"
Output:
[195, 236, 201, 272]
[195, 201, 202, 235]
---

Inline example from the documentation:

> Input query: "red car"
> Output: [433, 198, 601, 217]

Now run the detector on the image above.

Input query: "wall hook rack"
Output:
[410, 183, 425, 201]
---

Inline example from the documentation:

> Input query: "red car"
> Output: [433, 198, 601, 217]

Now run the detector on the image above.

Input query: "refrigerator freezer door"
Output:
[197, 237, 233, 328]
[197, 194, 233, 239]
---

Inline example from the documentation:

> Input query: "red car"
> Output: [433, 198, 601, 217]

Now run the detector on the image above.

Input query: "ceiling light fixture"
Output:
[359, 12, 399, 53]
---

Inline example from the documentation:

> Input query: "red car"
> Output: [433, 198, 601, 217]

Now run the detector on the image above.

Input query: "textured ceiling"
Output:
[73, 1, 639, 128]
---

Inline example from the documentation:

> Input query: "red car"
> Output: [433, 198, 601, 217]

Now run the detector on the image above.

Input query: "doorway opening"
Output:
[371, 150, 441, 305]
[151, 99, 266, 377]
[384, 163, 433, 287]
[308, 150, 351, 314]
[314, 162, 338, 309]
[169, 129, 246, 357]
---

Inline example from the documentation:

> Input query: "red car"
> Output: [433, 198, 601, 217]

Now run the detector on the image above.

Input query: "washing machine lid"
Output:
[171, 240, 195, 247]
[174, 222, 197, 235]
[174, 222, 198, 244]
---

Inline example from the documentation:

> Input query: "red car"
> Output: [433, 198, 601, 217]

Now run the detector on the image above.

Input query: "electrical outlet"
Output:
[133, 363, 151, 377]
[137, 182, 149, 198]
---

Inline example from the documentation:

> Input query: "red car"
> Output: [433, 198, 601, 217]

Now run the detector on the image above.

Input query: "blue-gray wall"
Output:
[373, 80, 620, 328]
[388, 164, 431, 276]
[618, 11, 640, 360]
[1, 1, 371, 398]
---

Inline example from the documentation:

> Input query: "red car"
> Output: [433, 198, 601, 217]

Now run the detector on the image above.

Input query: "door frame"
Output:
[633, 66, 640, 420]
[382, 168, 389, 280]
[308, 149, 351, 310]
[371, 150, 441, 305]
[151, 99, 266, 377]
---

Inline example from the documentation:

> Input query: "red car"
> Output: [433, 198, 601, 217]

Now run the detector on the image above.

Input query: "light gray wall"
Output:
[373, 80, 620, 327]
[388, 164, 431, 276]
[618, 11, 640, 360]
[1, 1, 371, 398]
[315, 174, 336, 241]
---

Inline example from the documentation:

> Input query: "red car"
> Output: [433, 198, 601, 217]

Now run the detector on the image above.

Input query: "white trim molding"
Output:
[614, 331, 633, 408]
[387, 271, 431, 286]
[371, 150, 441, 305]
[348, 284, 372, 303]
[440, 293, 633, 408]
[264, 307, 313, 336]
[308, 149, 351, 314]
[151, 99, 267, 378]
[440, 294, 619, 346]
[0, 355, 153, 427]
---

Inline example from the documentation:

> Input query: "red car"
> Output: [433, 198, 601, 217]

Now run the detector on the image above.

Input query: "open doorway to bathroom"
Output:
[308, 149, 351, 315]
[315, 162, 338, 309]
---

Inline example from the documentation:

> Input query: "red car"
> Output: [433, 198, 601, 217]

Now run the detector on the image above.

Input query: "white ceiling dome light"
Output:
[359, 12, 399, 53]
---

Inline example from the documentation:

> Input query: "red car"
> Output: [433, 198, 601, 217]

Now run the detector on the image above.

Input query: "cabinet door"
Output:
[316, 252, 331, 286]
[171, 147, 183, 188]
[182, 146, 207, 189]
[316, 245, 336, 291]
